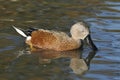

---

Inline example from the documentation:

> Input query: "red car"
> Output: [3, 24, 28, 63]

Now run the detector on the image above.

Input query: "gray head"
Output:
[70, 22, 98, 51]
[70, 22, 89, 40]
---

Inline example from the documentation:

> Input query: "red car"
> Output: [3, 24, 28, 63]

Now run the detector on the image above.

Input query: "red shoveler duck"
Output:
[13, 22, 97, 51]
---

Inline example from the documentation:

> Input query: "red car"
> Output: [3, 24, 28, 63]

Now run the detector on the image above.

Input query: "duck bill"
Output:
[85, 35, 98, 51]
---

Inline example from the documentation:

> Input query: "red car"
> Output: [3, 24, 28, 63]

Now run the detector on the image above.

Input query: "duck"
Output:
[13, 22, 98, 51]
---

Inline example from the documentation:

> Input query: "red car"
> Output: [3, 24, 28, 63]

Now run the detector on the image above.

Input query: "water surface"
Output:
[0, 0, 120, 80]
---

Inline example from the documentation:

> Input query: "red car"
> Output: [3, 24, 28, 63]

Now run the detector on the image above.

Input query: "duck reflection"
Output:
[31, 49, 97, 75]
[70, 51, 96, 74]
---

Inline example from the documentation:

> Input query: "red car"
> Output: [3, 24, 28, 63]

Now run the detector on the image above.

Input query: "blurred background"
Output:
[0, 0, 120, 80]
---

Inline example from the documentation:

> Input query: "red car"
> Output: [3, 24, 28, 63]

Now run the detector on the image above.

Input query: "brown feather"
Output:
[30, 29, 80, 51]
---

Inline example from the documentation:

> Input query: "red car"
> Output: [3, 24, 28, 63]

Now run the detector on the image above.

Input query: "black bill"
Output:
[85, 35, 98, 51]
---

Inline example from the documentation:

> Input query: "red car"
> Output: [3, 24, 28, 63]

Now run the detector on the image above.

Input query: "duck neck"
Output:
[71, 37, 80, 44]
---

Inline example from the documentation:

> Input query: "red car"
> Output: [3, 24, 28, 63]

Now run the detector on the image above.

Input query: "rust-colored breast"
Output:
[30, 29, 80, 51]
[31, 30, 57, 49]
[58, 39, 80, 51]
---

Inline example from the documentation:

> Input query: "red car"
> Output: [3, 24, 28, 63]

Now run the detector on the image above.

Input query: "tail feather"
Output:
[12, 26, 27, 37]
[24, 27, 38, 36]
[12, 26, 38, 37]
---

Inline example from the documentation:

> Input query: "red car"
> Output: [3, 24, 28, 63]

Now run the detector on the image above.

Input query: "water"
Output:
[0, 0, 120, 80]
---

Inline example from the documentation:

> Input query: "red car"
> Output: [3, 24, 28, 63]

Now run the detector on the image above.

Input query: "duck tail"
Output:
[12, 26, 38, 37]
[12, 26, 27, 37]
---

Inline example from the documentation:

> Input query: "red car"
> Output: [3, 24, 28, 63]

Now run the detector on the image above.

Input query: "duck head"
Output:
[70, 22, 98, 51]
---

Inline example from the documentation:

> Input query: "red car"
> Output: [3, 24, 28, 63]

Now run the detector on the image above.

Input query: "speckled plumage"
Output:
[30, 29, 80, 51]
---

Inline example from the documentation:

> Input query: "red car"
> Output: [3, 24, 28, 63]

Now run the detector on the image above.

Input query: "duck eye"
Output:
[81, 30, 84, 32]
[80, 28, 84, 32]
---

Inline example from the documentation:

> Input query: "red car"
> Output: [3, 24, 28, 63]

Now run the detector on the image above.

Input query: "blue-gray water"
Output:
[0, 0, 120, 80]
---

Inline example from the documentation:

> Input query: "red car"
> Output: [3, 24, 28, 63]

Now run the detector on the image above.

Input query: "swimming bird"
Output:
[13, 22, 97, 51]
